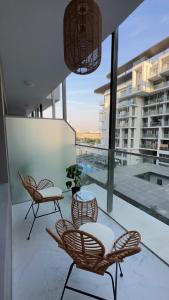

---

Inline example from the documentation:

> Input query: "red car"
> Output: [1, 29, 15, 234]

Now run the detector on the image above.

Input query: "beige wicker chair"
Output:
[19, 172, 64, 239]
[46, 219, 141, 300]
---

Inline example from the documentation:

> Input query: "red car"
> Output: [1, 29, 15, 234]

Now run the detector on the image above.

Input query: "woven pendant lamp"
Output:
[64, 0, 102, 75]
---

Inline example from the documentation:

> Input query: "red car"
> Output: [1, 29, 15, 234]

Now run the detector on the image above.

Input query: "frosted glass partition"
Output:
[5, 117, 76, 204]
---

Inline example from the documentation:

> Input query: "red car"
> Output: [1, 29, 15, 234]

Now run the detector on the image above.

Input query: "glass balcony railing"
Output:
[140, 143, 157, 149]
[117, 81, 152, 99]
[164, 133, 169, 139]
[150, 120, 162, 126]
[76, 143, 169, 266]
[161, 63, 169, 73]
[142, 134, 158, 138]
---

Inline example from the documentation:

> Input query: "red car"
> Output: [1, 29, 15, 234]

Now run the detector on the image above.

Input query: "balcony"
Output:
[140, 143, 157, 150]
[117, 99, 136, 108]
[122, 134, 128, 139]
[117, 112, 129, 119]
[160, 62, 169, 76]
[160, 144, 169, 151]
[117, 81, 151, 101]
[163, 121, 169, 126]
[150, 120, 162, 127]
[143, 109, 163, 116]
[117, 122, 129, 128]
[163, 133, 169, 139]
[13, 188, 169, 300]
[142, 134, 158, 139]
[8, 136, 169, 300]
[148, 67, 161, 82]
[153, 80, 169, 92]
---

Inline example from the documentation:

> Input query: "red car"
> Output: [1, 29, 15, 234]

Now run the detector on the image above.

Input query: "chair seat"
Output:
[80, 222, 114, 255]
[39, 186, 62, 198]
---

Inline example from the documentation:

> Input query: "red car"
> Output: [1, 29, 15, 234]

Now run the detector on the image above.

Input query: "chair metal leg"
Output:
[60, 263, 116, 300]
[56, 200, 63, 219]
[118, 263, 123, 277]
[54, 201, 57, 211]
[25, 202, 33, 220]
[114, 263, 118, 300]
[27, 204, 39, 240]
[105, 271, 115, 299]
[60, 263, 75, 300]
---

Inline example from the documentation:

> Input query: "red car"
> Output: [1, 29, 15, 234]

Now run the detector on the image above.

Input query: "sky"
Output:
[44, 0, 169, 132]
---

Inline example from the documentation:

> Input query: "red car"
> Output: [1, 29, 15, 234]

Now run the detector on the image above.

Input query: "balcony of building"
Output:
[163, 117, 169, 127]
[140, 141, 158, 150]
[142, 129, 158, 139]
[117, 109, 129, 119]
[144, 93, 167, 107]
[160, 53, 169, 76]
[163, 129, 169, 139]
[150, 117, 162, 127]
[143, 105, 163, 117]
[160, 141, 169, 151]
[148, 63, 161, 82]
[117, 98, 136, 108]
[117, 81, 152, 101]
[1, 2, 169, 300]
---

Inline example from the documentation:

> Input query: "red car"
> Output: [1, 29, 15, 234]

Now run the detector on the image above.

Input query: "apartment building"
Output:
[95, 37, 169, 164]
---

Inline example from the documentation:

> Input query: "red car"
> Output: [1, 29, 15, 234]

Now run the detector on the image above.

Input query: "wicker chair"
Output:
[46, 219, 141, 300]
[18, 172, 64, 240]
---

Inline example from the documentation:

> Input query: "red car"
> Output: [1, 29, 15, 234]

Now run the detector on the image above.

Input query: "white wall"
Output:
[6, 117, 76, 204]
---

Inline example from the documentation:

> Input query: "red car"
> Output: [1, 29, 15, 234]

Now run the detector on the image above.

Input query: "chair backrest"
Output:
[25, 185, 42, 202]
[62, 229, 105, 271]
[18, 172, 37, 189]
[18, 172, 42, 202]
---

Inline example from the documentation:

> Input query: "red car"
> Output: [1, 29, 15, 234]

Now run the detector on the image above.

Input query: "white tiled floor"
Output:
[83, 184, 169, 264]
[12, 192, 169, 300]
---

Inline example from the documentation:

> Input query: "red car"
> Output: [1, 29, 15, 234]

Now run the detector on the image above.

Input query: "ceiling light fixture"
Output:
[64, 0, 102, 75]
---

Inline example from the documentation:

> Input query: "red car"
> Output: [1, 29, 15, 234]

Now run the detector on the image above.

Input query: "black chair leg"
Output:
[60, 263, 75, 300]
[56, 200, 63, 219]
[114, 263, 118, 300]
[54, 201, 57, 211]
[118, 263, 123, 277]
[60, 263, 116, 300]
[105, 271, 115, 299]
[25, 202, 33, 220]
[27, 204, 39, 240]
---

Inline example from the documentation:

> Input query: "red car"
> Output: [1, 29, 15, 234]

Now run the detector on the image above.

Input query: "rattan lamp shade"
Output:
[64, 0, 102, 75]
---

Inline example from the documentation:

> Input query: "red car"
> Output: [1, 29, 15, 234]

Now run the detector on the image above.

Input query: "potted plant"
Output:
[66, 164, 83, 196]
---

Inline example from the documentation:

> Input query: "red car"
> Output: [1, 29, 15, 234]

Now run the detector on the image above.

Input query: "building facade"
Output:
[95, 37, 169, 165]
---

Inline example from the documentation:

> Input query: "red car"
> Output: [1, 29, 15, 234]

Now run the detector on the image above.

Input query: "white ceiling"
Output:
[0, 0, 143, 115]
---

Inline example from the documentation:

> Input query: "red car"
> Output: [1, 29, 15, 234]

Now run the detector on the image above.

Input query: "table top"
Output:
[74, 190, 96, 202]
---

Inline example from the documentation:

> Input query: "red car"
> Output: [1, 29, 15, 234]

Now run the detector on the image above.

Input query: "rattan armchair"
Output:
[46, 219, 141, 300]
[18, 172, 64, 240]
